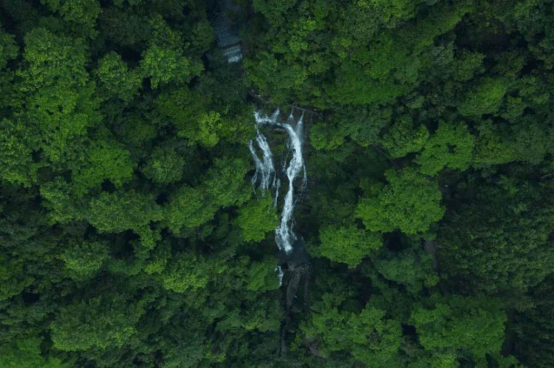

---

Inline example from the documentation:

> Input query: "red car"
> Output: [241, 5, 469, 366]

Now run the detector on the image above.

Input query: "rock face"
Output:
[211, 0, 242, 63]
[278, 237, 310, 270]
[278, 236, 312, 356]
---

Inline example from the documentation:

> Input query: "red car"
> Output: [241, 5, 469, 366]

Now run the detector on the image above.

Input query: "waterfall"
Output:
[248, 130, 275, 191]
[249, 108, 306, 255]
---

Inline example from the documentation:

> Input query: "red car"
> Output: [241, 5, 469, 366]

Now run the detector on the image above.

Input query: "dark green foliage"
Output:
[1, 0, 553, 367]
[438, 173, 554, 295]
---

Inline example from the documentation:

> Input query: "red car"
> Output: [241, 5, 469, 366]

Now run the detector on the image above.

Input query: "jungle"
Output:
[1, 0, 554, 367]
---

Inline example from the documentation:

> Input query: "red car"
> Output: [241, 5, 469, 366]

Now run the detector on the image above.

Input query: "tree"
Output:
[50, 292, 144, 352]
[0, 119, 40, 187]
[513, 275, 554, 367]
[356, 167, 445, 235]
[374, 245, 439, 294]
[0, 335, 66, 367]
[236, 194, 279, 242]
[141, 44, 196, 88]
[141, 144, 185, 184]
[437, 174, 554, 294]
[70, 137, 135, 196]
[458, 77, 510, 117]
[164, 185, 216, 234]
[160, 251, 211, 294]
[16, 28, 101, 162]
[317, 224, 382, 268]
[140, 15, 203, 89]
[3, 0, 554, 366]
[40, 0, 102, 38]
[381, 114, 429, 159]
[60, 241, 109, 280]
[94, 52, 142, 103]
[301, 299, 403, 367]
[410, 294, 507, 366]
[416, 121, 474, 175]
[87, 190, 163, 252]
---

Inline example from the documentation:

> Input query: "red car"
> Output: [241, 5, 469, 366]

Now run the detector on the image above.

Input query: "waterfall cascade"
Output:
[249, 108, 307, 256]
[249, 109, 312, 354]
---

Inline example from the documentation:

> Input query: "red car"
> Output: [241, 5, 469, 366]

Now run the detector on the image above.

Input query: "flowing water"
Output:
[249, 108, 306, 255]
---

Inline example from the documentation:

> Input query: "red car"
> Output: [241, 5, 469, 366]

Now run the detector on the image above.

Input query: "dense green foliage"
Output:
[1, 0, 554, 367]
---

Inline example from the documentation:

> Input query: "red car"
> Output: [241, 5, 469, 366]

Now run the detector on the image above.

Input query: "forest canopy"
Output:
[1, 0, 554, 367]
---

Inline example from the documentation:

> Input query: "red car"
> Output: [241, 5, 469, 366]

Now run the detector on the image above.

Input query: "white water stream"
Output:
[249, 108, 306, 255]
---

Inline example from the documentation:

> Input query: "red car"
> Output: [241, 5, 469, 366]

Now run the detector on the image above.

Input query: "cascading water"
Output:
[249, 108, 307, 256]
[250, 109, 312, 353]
[248, 130, 275, 191]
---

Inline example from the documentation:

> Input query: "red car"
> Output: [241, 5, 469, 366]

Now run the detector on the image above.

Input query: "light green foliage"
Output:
[202, 157, 251, 208]
[18, 27, 89, 90]
[155, 87, 233, 147]
[318, 224, 382, 268]
[196, 111, 223, 147]
[347, 306, 403, 366]
[381, 115, 429, 158]
[190, 19, 216, 53]
[246, 257, 280, 292]
[17, 28, 101, 162]
[236, 194, 279, 242]
[95, 52, 142, 102]
[87, 190, 163, 240]
[161, 251, 211, 293]
[60, 241, 109, 279]
[458, 77, 510, 116]
[501, 95, 527, 122]
[416, 121, 475, 175]
[329, 58, 414, 106]
[356, 167, 445, 234]
[165, 185, 216, 234]
[142, 145, 185, 184]
[410, 295, 506, 363]
[51, 294, 143, 351]
[71, 139, 135, 196]
[141, 44, 193, 88]
[302, 301, 403, 366]
[140, 14, 203, 87]
[143, 241, 171, 275]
